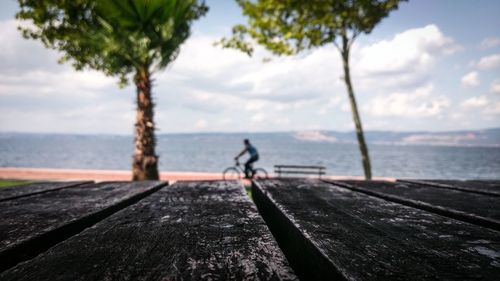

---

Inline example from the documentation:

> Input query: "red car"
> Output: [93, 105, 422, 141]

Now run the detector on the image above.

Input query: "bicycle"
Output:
[222, 160, 268, 180]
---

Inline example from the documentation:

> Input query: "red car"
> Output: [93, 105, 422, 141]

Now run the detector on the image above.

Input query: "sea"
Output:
[1, 132, 499, 180]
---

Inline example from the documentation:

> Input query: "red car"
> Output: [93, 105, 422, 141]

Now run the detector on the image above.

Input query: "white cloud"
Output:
[2, 17, 494, 134]
[318, 96, 344, 115]
[0, 101, 134, 134]
[0, 70, 114, 97]
[353, 24, 461, 91]
[491, 80, 500, 94]
[194, 119, 207, 129]
[149, 33, 348, 132]
[244, 100, 270, 112]
[461, 71, 480, 87]
[461, 96, 488, 109]
[355, 25, 461, 75]
[341, 102, 351, 112]
[158, 35, 343, 110]
[364, 84, 450, 118]
[480, 37, 500, 49]
[0, 20, 62, 74]
[274, 117, 290, 125]
[476, 54, 500, 70]
[218, 118, 234, 126]
[0, 19, 134, 134]
[0, 19, 118, 98]
[250, 112, 266, 123]
[485, 101, 500, 115]
[152, 25, 470, 130]
[228, 46, 342, 102]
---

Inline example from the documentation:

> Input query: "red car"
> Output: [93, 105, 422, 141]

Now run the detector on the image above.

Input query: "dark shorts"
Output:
[245, 155, 259, 166]
[244, 155, 259, 177]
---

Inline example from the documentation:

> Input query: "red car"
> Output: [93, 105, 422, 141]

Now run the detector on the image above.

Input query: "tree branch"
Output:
[348, 33, 358, 50]
[332, 39, 341, 53]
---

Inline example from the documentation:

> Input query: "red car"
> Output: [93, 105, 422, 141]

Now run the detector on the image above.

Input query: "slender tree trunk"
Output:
[341, 34, 372, 180]
[132, 67, 159, 180]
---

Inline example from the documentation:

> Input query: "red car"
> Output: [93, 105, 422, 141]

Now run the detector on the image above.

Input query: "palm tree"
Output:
[17, 0, 208, 180]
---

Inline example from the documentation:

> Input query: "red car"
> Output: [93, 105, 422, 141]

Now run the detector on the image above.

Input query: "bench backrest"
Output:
[274, 165, 326, 178]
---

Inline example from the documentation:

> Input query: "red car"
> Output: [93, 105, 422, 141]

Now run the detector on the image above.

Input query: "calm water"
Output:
[1, 133, 499, 179]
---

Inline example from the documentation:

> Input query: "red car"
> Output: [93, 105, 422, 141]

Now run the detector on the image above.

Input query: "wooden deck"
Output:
[0, 179, 499, 280]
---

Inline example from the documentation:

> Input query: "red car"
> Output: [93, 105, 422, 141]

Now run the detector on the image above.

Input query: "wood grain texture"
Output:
[253, 179, 500, 281]
[0, 181, 91, 202]
[0, 181, 165, 272]
[328, 180, 500, 231]
[400, 179, 500, 197]
[0, 181, 297, 281]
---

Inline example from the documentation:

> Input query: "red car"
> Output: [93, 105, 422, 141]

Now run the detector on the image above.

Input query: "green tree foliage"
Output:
[220, 0, 406, 179]
[17, 0, 208, 180]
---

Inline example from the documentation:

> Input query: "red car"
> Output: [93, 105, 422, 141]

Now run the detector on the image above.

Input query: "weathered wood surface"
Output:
[0, 181, 91, 202]
[327, 180, 500, 231]
[253, 179, 500, 281]
[401, 179, 500, 196]
[0, 181, 165, 272]
[1, 181, 298, 281]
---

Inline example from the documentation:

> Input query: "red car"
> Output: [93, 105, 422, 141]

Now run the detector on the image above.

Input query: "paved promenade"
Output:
[0, 167, 395, 182]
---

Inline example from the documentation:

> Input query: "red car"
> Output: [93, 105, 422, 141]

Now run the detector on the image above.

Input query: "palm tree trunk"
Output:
[132, 67, 159, 180]
[341, 34, 372, 180]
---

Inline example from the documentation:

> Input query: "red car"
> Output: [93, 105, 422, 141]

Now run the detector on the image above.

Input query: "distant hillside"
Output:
[2, 128, 499, 147]
[293, 128, 500, 147]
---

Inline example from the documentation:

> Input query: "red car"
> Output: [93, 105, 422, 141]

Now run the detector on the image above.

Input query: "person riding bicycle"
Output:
[234, 139, 259, 179]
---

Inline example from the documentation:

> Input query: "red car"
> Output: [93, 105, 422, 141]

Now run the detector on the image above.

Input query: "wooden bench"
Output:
[3, 178, 500, 280]
[274, 165, 326, 178]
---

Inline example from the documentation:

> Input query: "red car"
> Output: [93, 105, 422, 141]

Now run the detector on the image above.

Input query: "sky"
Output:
[0, 0, 499, 135]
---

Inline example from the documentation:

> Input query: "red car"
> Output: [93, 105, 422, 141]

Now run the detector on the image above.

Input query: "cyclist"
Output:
[234, 139, 259, 179]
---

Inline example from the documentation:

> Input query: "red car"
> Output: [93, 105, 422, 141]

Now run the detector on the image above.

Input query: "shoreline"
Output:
[0, 167, 396, 182]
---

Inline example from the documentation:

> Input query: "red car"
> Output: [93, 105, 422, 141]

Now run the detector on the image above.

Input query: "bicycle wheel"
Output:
[253, 168, 268, 179]
[223, 167, 241, 180]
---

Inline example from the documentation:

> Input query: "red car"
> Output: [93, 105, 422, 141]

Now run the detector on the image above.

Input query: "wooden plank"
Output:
[252, 179, 500, 281]
[327, 180, 500, 231]
[401, 179, 500, 197]
[274, 171, 326, 175]
[274, 165, 325, 169]
[0, 181, 165, 272]
[467, 180, 500, 188]
[0, 181, 91, 202]
[0, 181, 298, 281]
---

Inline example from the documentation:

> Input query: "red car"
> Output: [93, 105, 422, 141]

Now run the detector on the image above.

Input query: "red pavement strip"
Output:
[0, 167, 396, 182]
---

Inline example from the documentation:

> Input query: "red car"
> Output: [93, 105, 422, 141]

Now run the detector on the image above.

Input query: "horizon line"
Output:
[0, 127, 499, 136]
